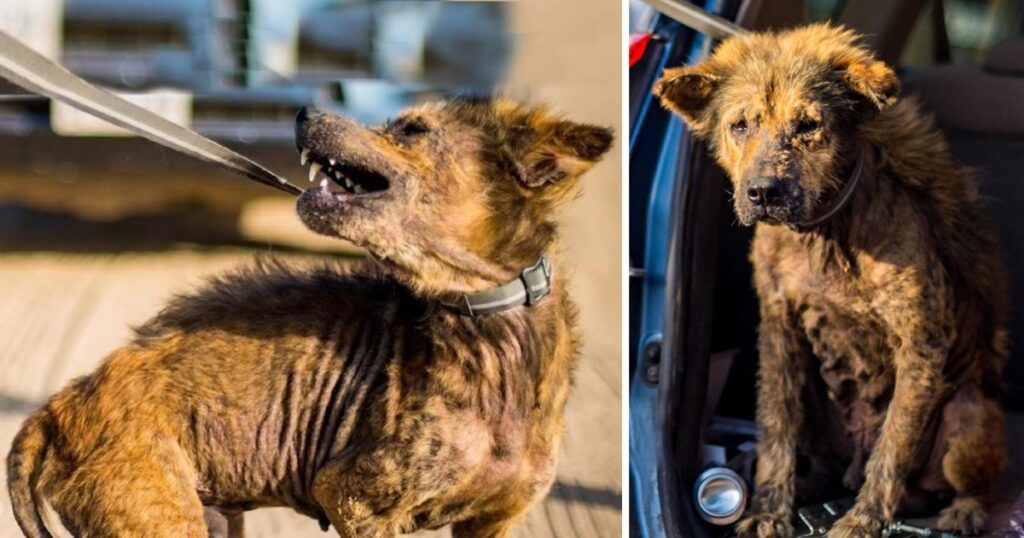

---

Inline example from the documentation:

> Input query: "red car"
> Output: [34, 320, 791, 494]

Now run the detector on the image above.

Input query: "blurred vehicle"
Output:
[0, 0, 510, 218]
[628, 0, 1024, 536]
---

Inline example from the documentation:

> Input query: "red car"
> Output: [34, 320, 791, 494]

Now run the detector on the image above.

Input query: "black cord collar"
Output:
[793, 151, 866, 230]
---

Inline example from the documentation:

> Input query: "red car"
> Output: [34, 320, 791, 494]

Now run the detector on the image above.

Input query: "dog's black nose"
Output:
[747, 177, 784, 206]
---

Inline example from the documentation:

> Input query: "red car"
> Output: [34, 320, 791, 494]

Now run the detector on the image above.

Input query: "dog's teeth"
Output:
[300, 149, 310, 166]
[353, 185, 365, 194]
[344, 178, 354, 188]
[329, 158, 336, 166]
[308, 162, 321, 183]
[320, 178, 328, 189]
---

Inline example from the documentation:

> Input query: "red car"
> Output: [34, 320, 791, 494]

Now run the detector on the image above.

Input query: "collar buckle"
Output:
[440, 254, 553, 317]
[521, 254, 552, 306]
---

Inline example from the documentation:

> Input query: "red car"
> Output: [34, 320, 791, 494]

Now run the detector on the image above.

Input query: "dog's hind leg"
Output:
[48, 442, 208, 537]
[935, 386, 1006, 536]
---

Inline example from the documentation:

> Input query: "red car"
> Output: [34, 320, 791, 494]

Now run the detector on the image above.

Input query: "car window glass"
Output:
[807, 0, 844, 22]
[902, 0, 1024, 67]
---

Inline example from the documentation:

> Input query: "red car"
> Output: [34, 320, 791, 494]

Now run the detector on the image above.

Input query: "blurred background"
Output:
[0, 0, 512, 230]
[0, 1, 621, 536]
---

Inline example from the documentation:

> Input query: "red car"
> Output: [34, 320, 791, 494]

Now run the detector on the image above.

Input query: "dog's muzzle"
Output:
[737, 175, 806, 225]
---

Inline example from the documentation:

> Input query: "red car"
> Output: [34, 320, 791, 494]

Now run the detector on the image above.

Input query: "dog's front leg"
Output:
[312, 446, 406, 538]
[736, 304, 809, 538]
[452, 510, 527, 538]
[829, 324, 946, 538]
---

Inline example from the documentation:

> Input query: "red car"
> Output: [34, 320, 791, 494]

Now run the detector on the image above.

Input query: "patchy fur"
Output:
[6, 97, 613, 538]
[656, 24, 1007, 537]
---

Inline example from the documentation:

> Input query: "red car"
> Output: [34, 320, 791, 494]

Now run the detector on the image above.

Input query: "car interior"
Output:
[661, 0, 1024, 535]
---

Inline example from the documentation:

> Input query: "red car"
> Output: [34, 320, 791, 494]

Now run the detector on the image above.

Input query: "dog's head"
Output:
[654, 23, 898, 226]
[295, 97, 613, 295]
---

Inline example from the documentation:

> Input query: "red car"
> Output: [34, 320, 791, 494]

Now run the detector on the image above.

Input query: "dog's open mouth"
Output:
[298, 148, 390, 197]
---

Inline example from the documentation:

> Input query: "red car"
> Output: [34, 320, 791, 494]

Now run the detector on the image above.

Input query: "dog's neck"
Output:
[415, 254, 575, 420]
[785, 146, 888, 274]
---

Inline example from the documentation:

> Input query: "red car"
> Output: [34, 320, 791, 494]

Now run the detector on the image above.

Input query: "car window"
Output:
[807, 0, 844, 22]
[902, 0, 1024, 66]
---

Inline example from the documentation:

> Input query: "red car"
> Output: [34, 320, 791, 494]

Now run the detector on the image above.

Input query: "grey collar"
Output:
[441, 255, 553, 317]
[794, 151, 866, 230]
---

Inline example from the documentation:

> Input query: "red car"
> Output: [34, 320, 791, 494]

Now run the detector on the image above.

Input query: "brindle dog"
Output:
[655, 24, 1007, 538]
[6, 97, 613, 538]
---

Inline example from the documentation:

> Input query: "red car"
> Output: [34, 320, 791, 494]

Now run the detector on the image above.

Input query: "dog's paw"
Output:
[937, 497, 987, 536]
[735, 512, 793, 538]
[827, 512, 882, 538]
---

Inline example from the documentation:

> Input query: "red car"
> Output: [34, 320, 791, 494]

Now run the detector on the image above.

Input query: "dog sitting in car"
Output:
[656, 24, 1008, 537]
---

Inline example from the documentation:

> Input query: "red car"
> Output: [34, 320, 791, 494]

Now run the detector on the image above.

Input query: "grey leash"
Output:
[640, 0, 747, 40]
[0, 28, 303, 196]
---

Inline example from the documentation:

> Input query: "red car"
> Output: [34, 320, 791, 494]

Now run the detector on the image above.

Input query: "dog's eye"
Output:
[730, 119, 748, 134]
[398, 119, 431, 137]
[795, 119, 821, 134]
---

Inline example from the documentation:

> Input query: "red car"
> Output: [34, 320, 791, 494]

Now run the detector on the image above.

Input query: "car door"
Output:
[628, 1, 742, 537]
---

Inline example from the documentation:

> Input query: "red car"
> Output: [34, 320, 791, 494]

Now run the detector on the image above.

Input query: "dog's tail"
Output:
[7, 410, 54, 538]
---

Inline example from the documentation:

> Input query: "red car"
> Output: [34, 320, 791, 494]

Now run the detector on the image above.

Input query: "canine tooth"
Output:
[300, 149, 310, 166]
[308, 162, 321, 183]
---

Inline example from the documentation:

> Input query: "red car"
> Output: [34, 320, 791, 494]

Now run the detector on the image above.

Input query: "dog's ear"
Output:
[835, 57, 899, 111]
[513, 120, 614, 189]
[653, 66, 719, 130]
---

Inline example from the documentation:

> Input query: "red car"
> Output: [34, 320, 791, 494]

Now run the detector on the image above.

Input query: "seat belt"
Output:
[0, 28, 303, 197]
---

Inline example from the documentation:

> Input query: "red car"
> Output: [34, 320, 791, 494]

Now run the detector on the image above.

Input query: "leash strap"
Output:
[640, 0, 747, 40]
[442, 255, 553, 317]
[0, 29, 303, 196]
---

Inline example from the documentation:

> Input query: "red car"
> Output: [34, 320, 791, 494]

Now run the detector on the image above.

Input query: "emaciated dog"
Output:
[6, 97, 613, 538]
[655, 24, 1007, 537]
